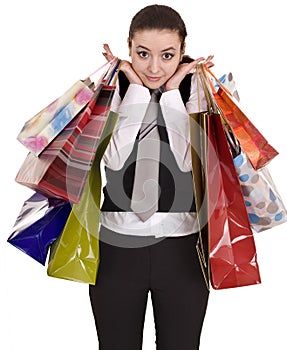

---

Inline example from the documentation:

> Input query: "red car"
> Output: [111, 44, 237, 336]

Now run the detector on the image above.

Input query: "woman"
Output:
[89, 4, 213, 349]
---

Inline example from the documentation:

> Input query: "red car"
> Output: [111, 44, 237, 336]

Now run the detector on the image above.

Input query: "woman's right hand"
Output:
[165, 55, 214, 92]
[103, 44, 143, 85]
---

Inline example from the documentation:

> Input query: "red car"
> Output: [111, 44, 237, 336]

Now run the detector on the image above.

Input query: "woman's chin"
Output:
[143, 79, 165, 90]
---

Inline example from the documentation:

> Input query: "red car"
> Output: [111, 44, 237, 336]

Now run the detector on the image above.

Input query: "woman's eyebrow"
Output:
[136, 45, 176, 52]
[161, 47, 176, 52]
[136, 45, 151, 51]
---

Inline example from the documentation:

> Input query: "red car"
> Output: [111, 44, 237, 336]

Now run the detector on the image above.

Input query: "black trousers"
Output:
[89, 227, 209, 350]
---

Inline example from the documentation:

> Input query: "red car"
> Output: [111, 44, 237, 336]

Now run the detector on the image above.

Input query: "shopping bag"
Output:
[207, 113, 261, 289]
[7, 193, 71, 265]
[15, 59, 121, 203]
[205, 66, 278, 169]
[189, 111, 210, 290]
[233, 150, 287, 232]
[47, 109, 118, 284]
[193, 64, 261, 289]
[212, 71, 240, 102]
[16, 61, 113, 155]
[190, 70, 242, 290]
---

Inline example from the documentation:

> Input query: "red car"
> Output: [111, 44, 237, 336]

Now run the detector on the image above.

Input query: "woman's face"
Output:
[129, 29, 184, 89]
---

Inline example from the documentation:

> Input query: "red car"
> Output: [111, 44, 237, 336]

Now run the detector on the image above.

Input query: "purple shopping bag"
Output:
[7, 193, 71, 265]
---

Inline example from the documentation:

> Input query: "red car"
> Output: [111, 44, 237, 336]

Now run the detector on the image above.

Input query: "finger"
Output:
[186, 57, 205, 73]
[103, 43, 114, 56]
[102, 43, 116, 63]
[102, 52, 114, 62]
[205, 55, 214, 63]
[206, 62, 215, 68]
[194, 57, 205, 63]
[203, 55, 215, 68]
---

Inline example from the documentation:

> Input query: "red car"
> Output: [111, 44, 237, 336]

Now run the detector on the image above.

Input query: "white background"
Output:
[1, 0, 287, 349]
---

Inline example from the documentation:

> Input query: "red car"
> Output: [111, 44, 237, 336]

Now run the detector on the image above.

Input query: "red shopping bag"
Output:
[15, 85, 117, 203]
[205, 66, 278, 169]
[207, 113, 261, 289]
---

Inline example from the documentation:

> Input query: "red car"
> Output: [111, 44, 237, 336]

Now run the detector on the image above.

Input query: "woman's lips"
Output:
[146, 75, 161, 82]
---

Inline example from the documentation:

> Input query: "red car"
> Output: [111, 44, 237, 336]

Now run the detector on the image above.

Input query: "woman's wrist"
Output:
[120, 62, 143, 86]
[164, 84, 179, 92]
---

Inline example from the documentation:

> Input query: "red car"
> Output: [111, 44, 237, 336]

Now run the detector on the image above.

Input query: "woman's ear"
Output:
[180, 42, 186, 60]
[127, 37, 132, 56]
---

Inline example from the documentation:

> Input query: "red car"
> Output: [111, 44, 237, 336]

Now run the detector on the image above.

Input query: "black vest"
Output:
[101, 71, 196, 213]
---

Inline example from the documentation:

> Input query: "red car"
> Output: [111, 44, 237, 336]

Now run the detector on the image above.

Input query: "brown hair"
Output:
[128, 4, 187, 50]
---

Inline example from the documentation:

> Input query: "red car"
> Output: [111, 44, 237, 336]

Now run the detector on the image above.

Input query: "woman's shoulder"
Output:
[118, 70, 130, 100]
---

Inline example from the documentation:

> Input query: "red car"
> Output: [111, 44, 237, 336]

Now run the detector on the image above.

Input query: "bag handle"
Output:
[204, 66, 233, 97]
[200, 65, 241, 157]
[87, 59, 116, 80]
[83, 58, 120, 89]
[198, 65, 234, 124]
[106, 59, 121, 86]
[195, 64, 217, 114]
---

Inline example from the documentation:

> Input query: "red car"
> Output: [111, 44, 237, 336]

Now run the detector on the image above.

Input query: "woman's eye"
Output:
[162, 52, 174, 60]
[137, 51, 149, 58]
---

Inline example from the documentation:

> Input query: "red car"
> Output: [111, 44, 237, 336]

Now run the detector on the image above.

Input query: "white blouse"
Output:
[100, 74, 207, 238]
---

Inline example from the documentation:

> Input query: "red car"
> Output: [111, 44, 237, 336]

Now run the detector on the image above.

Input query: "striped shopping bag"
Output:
[15, 84, 117, 203]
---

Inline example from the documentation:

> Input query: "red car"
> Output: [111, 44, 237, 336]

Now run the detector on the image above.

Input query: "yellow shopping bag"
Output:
[47, 111, 118, 284]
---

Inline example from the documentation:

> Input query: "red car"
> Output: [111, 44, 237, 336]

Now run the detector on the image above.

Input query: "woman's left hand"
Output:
[165, 55, 214, 92]
[102, 43, 143, 85]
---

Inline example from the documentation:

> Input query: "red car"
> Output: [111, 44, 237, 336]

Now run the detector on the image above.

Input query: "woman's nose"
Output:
[148, 57, 160, 73]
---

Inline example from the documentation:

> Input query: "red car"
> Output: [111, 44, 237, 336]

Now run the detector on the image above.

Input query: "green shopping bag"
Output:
[47, 111, 118, 283]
